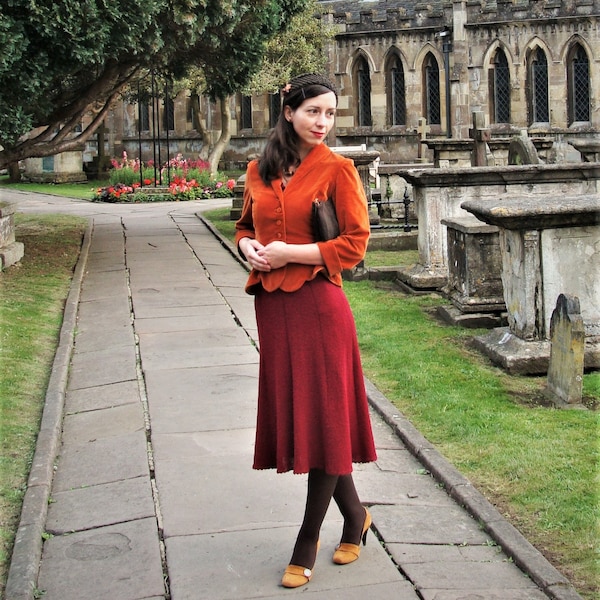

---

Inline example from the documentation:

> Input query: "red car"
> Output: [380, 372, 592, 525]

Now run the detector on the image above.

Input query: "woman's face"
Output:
[285, 91, 337, 157]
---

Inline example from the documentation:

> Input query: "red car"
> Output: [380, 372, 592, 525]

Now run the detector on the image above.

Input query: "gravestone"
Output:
[417, 117, 430, 162]
[229, 174, 246, 220]
[438, 216, 505, 328]
[0, 202, 24, 270]
[546, 294, 585, 406]
[508, 132, 540, 165]
[468, 112, 491, 167]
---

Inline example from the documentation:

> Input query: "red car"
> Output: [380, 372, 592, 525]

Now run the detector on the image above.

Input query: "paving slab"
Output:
[144, 364, 258, 432]
[128, 267, 207, 286]
[401, 550, 539, 590]
[370, 504, 490, 545]
[73, 298, 132, 331]
[65, 379, 140, 414]
[70, 323, 135, 354]
[134, 305, 236, 334]
[140, 326, 253, 355]
[139, 338, 258, 370]
[60, 402, 145, 445]
[51, 431, 149, 491]
[420, 592, 548, 600]
[352, 464, 466, 507]
[152, 428, 257, 461]
[78, 269, 129, 299]
[67, 344, 138, 389]
[36, 518, 165, 600]
[46, 476, 156, 534]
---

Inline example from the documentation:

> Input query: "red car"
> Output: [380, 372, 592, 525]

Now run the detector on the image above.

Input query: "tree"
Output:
[244, 0, 335, 95]
[182, 0, 333, 172]
[0, 0, 307, 176]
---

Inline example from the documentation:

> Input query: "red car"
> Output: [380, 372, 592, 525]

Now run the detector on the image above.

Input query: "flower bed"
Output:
[92, 153, 236, 203]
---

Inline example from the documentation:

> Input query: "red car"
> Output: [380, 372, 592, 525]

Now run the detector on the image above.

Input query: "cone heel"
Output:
[332, 508, 371, 565]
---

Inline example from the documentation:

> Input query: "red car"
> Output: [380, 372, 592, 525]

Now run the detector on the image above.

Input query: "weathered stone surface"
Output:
[0, 201, 24, 269]
[442, 216, 504, 313]
[36, 519, 165, 600]
[463, 193, 600, 373]
[546, 294, 585, 405]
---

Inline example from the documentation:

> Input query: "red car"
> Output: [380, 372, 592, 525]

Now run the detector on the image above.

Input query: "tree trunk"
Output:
[190, 93, 211, 161]
[7, 162, 21, 182]
[208, 96, 232, 174]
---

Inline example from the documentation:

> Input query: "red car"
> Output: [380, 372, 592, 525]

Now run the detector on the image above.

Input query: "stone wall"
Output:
[23, 151, 87, 183]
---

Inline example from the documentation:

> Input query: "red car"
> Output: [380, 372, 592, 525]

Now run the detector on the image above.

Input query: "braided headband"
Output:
[282, 73, 338, 99]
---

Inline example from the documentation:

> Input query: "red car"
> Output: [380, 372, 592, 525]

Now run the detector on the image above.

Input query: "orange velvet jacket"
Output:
[235, 143, 370, 294]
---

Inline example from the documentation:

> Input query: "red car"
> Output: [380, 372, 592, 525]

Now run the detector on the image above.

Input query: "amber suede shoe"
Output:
[281, 540, 320, 588]
[281, 564, 313, 588]
[332, 508, 372, 565]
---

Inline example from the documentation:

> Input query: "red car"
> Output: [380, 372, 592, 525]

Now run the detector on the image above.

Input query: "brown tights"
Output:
[289, 469, 367, 569]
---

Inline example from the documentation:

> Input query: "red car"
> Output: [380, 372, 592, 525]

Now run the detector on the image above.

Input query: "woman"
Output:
[235, 73, 377, 588]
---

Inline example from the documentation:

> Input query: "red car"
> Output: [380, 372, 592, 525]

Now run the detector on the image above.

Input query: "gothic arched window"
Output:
[528, 48, 549, 124]
[139, 103, 150, 132]
[568, 44, 590, 124]
[240, 95, 252, 129]
[387, 53, 406, 126]
[490, 49, 511, 124]
[163, 97, 175, 131]
[423, 53, 441, 125]
[269, 92, 281, 128]
[355, 56, 372, 127]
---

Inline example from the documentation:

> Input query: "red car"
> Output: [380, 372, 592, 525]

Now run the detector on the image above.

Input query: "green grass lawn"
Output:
[202, 206, 600, 599]
[0, 213, 87, 597]
[0, 176, 105, 200]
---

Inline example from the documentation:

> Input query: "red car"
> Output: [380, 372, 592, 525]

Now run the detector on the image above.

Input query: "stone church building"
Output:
[100, 0, 600, 169]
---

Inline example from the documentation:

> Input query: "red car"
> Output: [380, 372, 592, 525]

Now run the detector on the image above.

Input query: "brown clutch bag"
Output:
[312, 199, 340, 241]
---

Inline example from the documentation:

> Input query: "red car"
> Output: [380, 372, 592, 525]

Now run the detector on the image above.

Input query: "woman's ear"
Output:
[283, 106, 293, 123]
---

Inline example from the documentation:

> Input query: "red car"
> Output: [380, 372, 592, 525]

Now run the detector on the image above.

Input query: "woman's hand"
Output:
[257, 241, 289, 270]
[239, 238, 272, 272]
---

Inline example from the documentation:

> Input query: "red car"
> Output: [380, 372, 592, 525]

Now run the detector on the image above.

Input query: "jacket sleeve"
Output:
[234, 164, 257, 258]
[317, 159, 370, 275]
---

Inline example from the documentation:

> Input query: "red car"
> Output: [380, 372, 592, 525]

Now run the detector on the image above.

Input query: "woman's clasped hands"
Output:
[240, 238, 289, 272]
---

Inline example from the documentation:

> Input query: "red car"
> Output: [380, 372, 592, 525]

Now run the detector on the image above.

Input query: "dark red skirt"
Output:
[253, 276, 377, 475]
